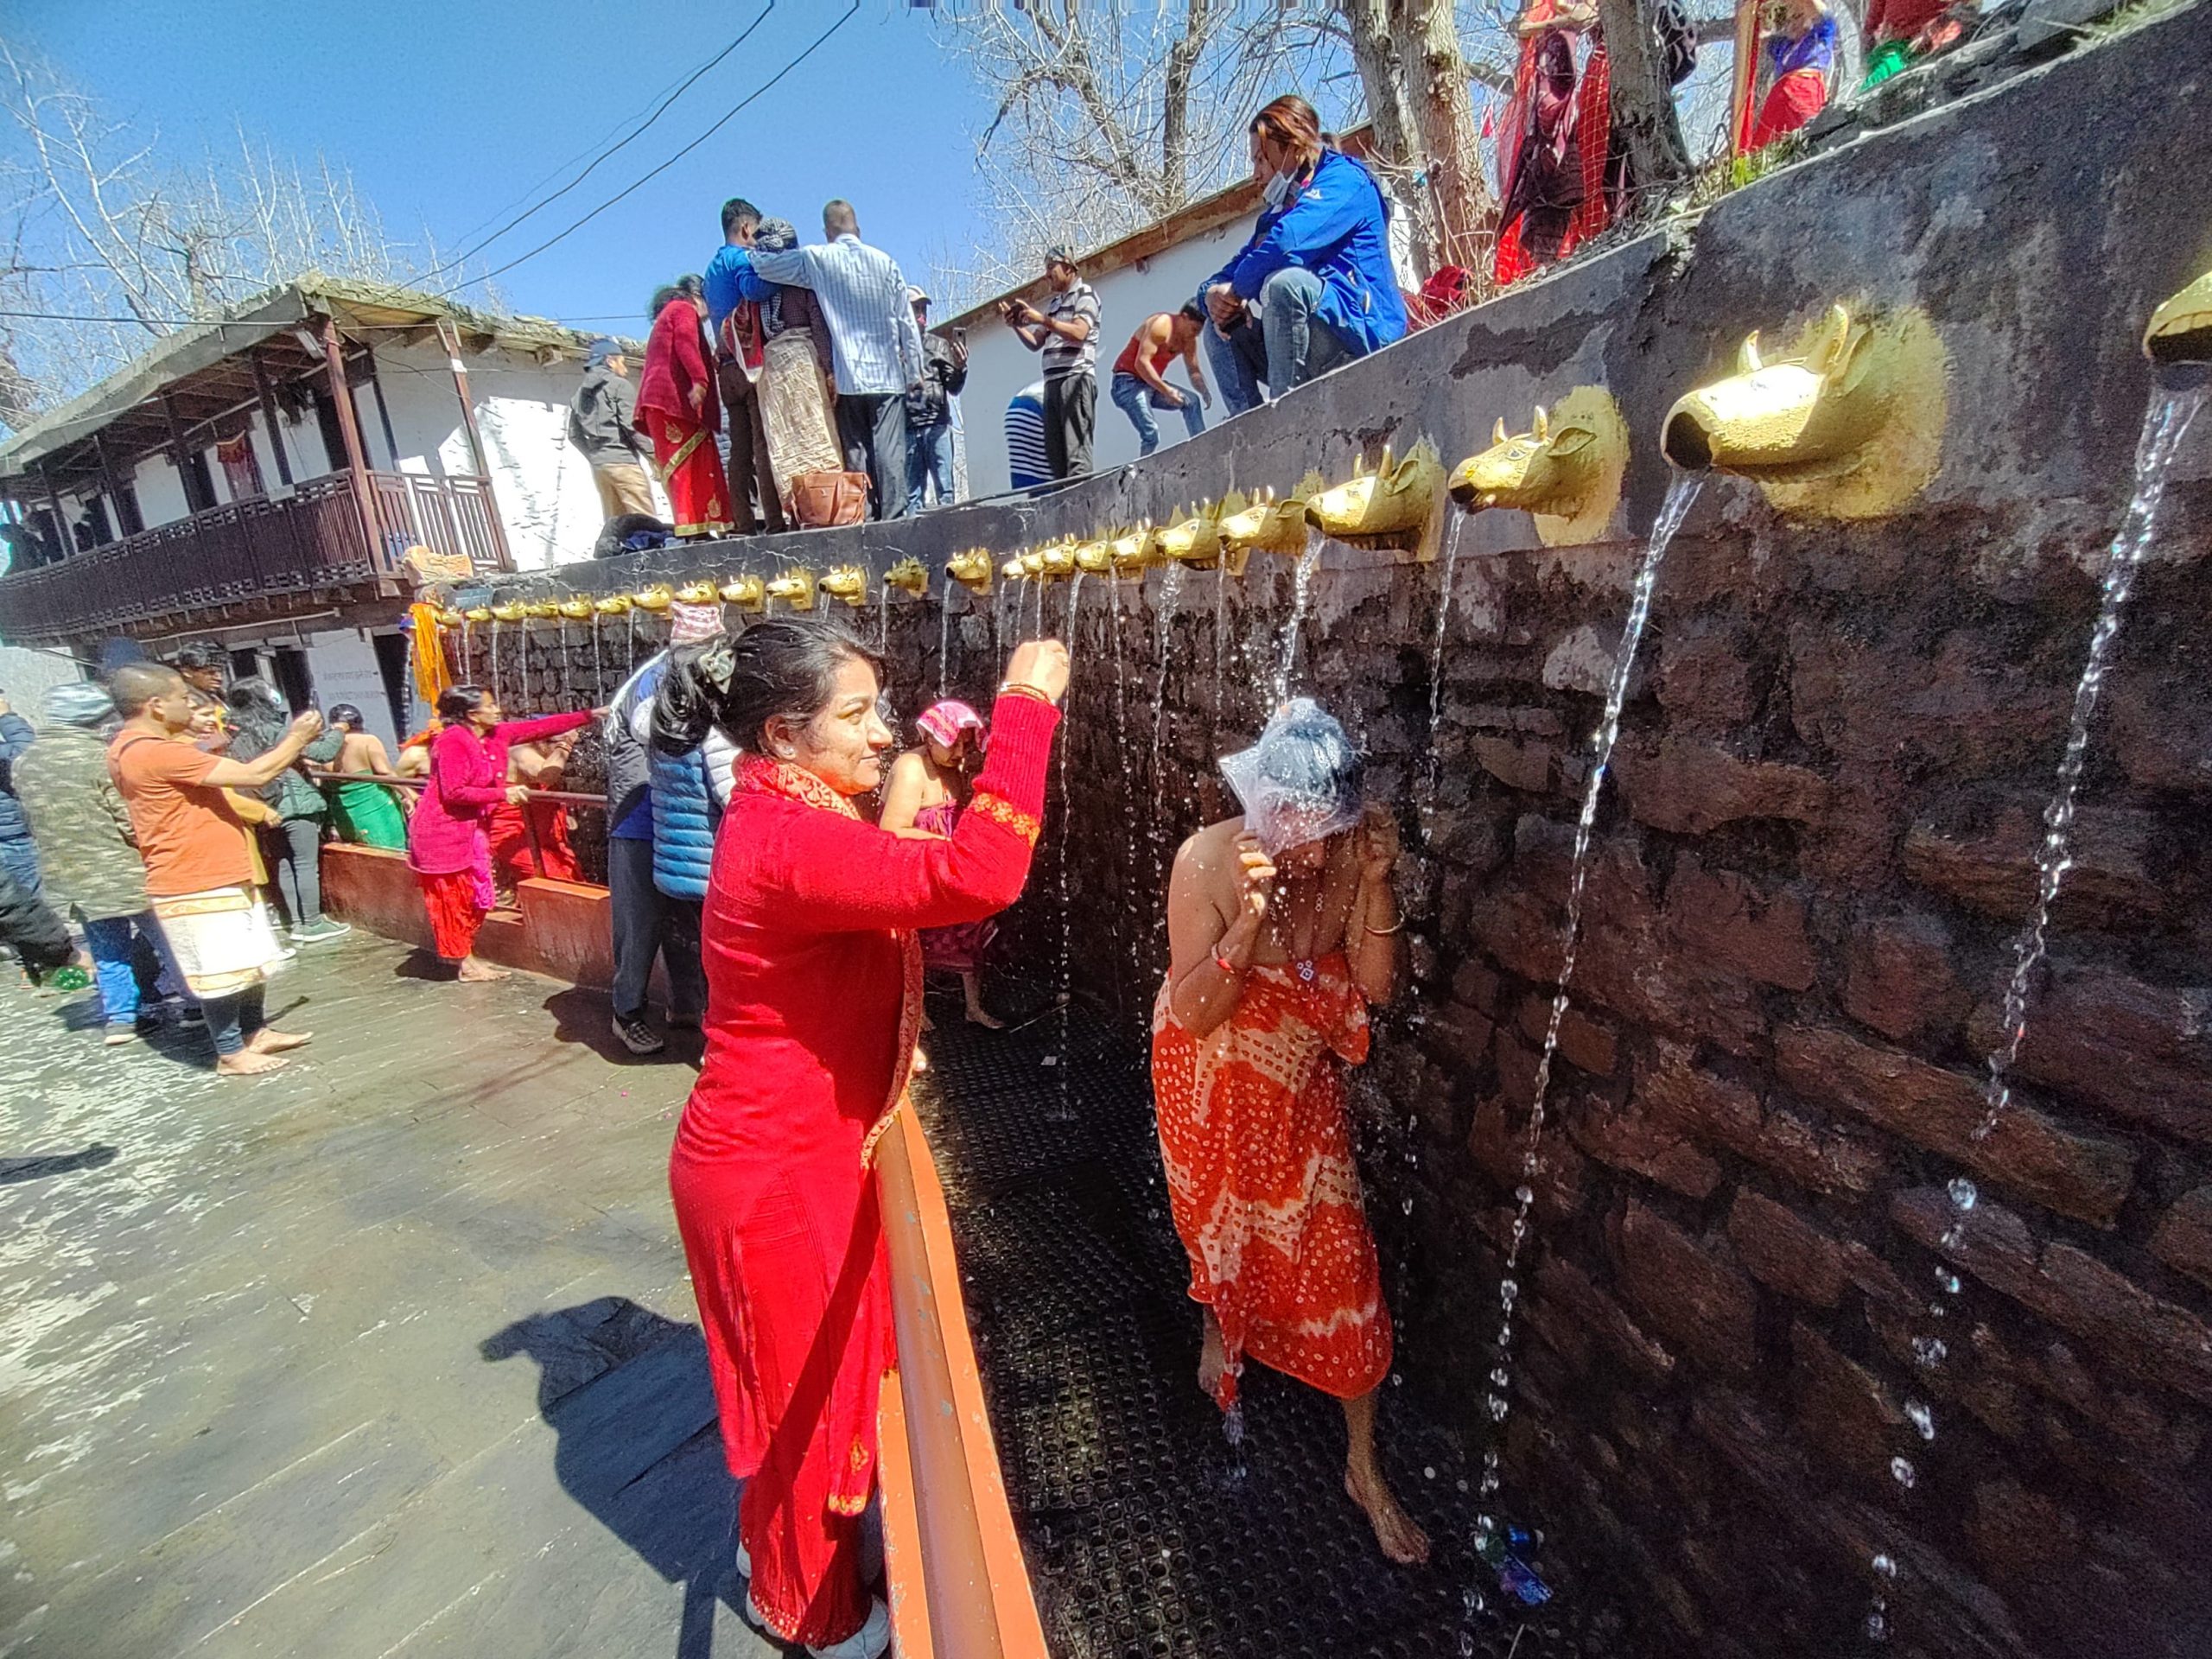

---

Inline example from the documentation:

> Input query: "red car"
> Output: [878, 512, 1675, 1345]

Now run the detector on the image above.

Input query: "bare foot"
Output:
[1197, 1313, 1226, 1402]
[964, 1006, 1006, 1030]
[1345, 1462, 1431, 1566]
[456, 958, 511, 982]
[248, 1027, 312, 1054]
[216, 1050, 289, 1077]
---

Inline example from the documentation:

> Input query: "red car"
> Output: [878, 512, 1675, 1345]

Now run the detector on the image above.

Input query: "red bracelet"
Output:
[1213, 950, 1243, 976]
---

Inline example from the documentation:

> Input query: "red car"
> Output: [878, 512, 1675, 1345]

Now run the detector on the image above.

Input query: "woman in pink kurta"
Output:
[404, 684, 592, 981]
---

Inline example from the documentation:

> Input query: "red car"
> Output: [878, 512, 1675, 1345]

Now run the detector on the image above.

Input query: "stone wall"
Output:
[484, 10, 2212, 1656]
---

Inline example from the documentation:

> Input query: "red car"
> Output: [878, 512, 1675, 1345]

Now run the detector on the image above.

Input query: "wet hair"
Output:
[111, 662, 184, 717]
[1250, 94, 1325, 162]
[721, 196, 761, 238]
[1177, 301, 1205, 326]
[652, 617, 883, 758]
[327, 702, 365, 730]
[436, 684, 491, 724]
[168, 639, 226, 674]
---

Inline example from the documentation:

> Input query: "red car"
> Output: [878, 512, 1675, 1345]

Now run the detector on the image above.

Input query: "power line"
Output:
[414, 4, 777, 288]
[435, 2, 861, 299]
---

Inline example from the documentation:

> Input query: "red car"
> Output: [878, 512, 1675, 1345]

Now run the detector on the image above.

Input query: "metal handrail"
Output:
[315, 772, 604, 881]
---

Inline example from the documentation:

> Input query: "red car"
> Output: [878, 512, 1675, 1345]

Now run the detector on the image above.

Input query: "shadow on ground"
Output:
[482, 1298, 757, 1658]
[0, 1142, 118, 1184]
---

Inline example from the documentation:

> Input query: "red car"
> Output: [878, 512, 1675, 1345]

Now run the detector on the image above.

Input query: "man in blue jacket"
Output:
[1200, 95, 1407, 416]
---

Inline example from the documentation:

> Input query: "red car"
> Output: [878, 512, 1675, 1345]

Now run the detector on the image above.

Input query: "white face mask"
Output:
[1262, 168, 1294, 210]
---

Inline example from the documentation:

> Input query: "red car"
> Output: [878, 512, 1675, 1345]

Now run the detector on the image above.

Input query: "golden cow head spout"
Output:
[1073, 537, 1112, 575]
[1159, 502, 1230, 570]
[820, 565, 868, 607]
[1108, 524, 1161, 573]
[719, 575, 766, 611]
[1660, 303, 1947, 519]
[1036, 539, 1078, 580]
[946, 548, 994, 594]
[675, 580, 719, 606]
[2145, 268, 2212, 372]
[884, 556, 930, 596]
[1219, 475, 1322, 558]
[1449, 388, 1629, 546]
[1305, 443, 1445, 554]
[766, 569, 817, 612]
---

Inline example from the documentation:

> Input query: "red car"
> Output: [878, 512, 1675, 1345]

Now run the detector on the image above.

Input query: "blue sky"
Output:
[10, 0, 1000, 329]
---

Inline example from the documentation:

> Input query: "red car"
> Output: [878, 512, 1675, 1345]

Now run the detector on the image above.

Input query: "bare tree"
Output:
[0, 42, 480, 429]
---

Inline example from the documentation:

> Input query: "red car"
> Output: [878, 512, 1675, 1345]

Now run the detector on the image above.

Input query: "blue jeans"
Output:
[1109, 372, 1205, 456]
[1204, 267, 1353, 415]
[906, 418, 954, 513]
[82, 912, 169, 1027]
[0, 835, 40, 902]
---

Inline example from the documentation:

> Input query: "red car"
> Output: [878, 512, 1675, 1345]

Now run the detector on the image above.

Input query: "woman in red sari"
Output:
[635, 275, 735, 541]
[656, 619, 1067, 1657]
[1153, 699, 1427, 1566]
[404, 685, 594, 982]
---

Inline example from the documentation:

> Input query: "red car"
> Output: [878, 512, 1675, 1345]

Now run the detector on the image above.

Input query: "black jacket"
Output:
[905, 334, 967, 429]
[0, 859, 71, 976]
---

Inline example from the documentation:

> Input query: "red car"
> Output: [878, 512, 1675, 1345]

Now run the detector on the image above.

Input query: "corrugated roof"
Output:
[0, 272, 630, 483]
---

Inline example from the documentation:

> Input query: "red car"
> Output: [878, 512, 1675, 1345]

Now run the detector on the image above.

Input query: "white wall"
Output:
[0, 644, 86, 715]
[369, 339, 629, 572]
[302, 626, 402, 754]
[952, 213, 1255, 499]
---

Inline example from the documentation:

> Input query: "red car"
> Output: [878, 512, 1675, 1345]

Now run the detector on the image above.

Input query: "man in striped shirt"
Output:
[1000, 246, 1100, 481]
[746, 199, 925, 521]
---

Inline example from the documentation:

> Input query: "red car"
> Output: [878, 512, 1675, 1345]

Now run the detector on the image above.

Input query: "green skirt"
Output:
[327, 779, 408, 851]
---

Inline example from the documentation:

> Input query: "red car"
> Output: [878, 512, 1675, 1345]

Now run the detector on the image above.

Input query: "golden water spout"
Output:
[2145, 268, 2212, 366]
[632, 584, 673, 612]
[1220, 476, 1321, 557]
[1159, 502, 1228, 569]
[1073, 537, 1111, 574]
[1001, 556, 1027, 582]
[1037, 540, 1078, 579]
[1306, 443, 1445, 552]
[720, 575, 766, 611]
[464, 607, 493, 624]
[490, 601, 526, 623]
[1448, 388, 1629, 546]
[675, 580, 720, 605]
[556, 596, 594, 620]
[821, 565, 868, 606]
[435, 608, 467, 627]
[592, 594, 630, 616]
[885, 556, 930, 596]
[1108, 525, 1161, 572]
[766, 569, 817, 612]
[1659, 303, 1947, 518]
[947, 549, 995, 594]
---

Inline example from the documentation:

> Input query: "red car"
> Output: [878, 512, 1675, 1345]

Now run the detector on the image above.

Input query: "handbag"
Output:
[786, 471, 869, 528]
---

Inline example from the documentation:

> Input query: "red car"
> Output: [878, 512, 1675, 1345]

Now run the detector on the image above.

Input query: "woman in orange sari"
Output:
[1152, 699, 1427, 1566]
[635, 275, 735, 540]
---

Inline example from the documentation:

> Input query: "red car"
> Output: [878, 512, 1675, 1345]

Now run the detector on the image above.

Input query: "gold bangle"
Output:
[1363, 918, 1403, 937]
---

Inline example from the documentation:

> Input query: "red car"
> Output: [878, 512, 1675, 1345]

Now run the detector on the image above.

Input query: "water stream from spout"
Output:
[1213, 559, 1229, 729]
[1974, 381, 2206, 1146]
[490, 621, 502, 702]
[938, 573, 953, 700]
[1109, 570, 1141, 996]
[879, 584, 892, 652]
[1147, 563, 1188, 969]
[1474, 470, 1702, 1548]
[1422, 517, 1470, 847]
[1271, 531, 1323, 708]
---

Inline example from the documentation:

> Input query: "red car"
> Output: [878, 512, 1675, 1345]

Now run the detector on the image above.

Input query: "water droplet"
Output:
[1487, 1393, 1510, 1421]
[1890, 1456, 1916, 1489]
[1402, 1197, 1414, 1215]
[1514, 1185, 1535, 1205]
[1904, 1400, 1936, 1441]
[1500, 1277, 1519, 1307]
[1490, 1367, 1511, 1389]
[1911, 1337, 1948, 1369]
[1423, 1465, 1436, 1480]
[1936, 1269, 1961, 1295]
[1939, 1226, 1964, 1252]
[1871, 1553, 1897, 1579]
[1459, 1636, 1476, 1657]
[1948, 1177, 1978, 1212]
[1866, 1611, 1890, 1642]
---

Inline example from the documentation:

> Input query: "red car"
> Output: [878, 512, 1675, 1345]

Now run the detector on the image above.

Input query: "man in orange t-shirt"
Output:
[107, 664, 321, 1077]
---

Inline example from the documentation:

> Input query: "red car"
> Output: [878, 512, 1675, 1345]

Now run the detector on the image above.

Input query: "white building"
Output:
[0, 275, 639, 748]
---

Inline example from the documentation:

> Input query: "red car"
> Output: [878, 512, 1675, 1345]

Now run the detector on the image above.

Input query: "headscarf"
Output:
[1218, 698, 1365, 856]
[42, 680, 117, 730]
[915, 699, 985, 753]
[669, 601, 722, 645]
[753, 218, 798, 334]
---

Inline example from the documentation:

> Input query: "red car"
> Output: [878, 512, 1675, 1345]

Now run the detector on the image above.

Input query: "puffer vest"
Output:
[647, 743, 719, 900]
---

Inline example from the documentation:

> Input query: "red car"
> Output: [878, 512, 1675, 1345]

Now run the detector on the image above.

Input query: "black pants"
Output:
[836, 391, 910, 521]
[607, 836, 705, 1020]
[717, 360, 785, 534]
[263, 818, 324, 929]
[1042, 372, 1096, 480]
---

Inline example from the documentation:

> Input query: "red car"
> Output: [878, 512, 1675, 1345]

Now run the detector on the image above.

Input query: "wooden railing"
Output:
[0, 470, 509, 644]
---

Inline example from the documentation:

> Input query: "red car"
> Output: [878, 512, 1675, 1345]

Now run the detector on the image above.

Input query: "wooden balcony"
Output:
[0, 469, 509, 645]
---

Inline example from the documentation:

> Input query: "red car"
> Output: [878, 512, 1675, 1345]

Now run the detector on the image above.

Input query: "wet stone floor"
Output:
[0, 932, 772, 1659]
[912, 995, 1622, 1659]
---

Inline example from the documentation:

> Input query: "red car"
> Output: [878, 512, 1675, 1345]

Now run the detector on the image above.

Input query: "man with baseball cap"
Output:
[569, 338, 654, 522]
[999, 245, 1099, 481]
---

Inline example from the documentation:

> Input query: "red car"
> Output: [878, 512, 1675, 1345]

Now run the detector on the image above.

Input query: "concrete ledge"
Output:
[323, 844, 617, 989]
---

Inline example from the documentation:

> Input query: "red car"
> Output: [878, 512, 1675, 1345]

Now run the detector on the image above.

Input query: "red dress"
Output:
[635, 298, 734, 538]
[670, 692, 1057, 1649]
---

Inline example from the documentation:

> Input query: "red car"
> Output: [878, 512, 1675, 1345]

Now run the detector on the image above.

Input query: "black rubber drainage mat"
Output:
[912, 989, 1626, 1659]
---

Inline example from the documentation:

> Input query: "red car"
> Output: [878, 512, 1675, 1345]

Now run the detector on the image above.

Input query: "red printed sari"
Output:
[1151, 950, 1391, 1411]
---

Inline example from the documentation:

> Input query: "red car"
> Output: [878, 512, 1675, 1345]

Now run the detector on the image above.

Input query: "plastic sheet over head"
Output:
[1218, 697, 1365, 856]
